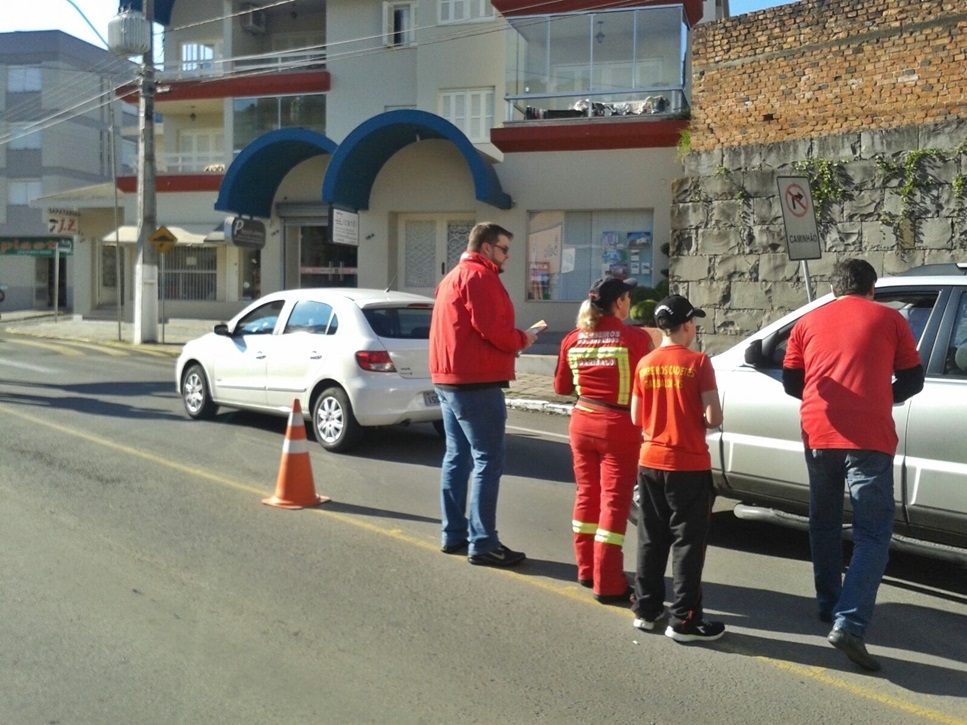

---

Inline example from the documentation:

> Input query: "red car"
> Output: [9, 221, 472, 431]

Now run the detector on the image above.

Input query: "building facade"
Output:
[0, 31, 131, 312]
[38, 0, 726, 334]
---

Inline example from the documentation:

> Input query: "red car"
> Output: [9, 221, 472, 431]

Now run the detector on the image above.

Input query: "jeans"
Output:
[805, 448, 895, 637]
[437, 386, 507, 556]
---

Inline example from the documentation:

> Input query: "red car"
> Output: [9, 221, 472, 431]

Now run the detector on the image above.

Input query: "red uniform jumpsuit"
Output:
[554, 318, 655, 597]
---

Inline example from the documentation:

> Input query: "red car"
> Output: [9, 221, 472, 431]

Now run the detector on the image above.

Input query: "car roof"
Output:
[259, 288, 435, 307]
[893, 263, 967, 276]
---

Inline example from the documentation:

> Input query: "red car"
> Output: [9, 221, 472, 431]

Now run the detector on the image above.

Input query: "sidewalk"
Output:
[0, 310, 574, 415]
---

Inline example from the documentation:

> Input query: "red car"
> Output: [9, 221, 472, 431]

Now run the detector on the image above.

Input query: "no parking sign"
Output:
[777, 176, 822, 261]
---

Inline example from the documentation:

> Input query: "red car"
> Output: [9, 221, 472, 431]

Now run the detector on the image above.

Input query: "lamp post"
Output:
[109, 1, 157, 344]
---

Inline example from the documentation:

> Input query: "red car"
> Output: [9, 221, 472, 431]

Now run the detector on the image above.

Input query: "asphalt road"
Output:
[1, 331, 966, 724]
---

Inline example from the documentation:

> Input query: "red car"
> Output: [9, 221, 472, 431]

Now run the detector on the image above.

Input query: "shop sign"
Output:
[226, 217, 266, 250]
[331, 208, 359, 247]
[47, 208, 80, 236]
[0, 237, 73, 256]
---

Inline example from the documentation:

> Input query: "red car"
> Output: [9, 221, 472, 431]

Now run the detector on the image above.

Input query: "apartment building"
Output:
[0, 31, 132, 312]
[43, 0, 725, 332]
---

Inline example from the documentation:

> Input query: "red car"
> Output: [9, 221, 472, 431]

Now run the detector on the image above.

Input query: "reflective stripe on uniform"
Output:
[594, 528, 625, 546]
[572, 520, 597, 535]
[566, 345, 633, 405]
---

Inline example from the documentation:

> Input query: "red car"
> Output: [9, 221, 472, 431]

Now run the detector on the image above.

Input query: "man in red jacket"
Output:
[430, 222, 537, 567]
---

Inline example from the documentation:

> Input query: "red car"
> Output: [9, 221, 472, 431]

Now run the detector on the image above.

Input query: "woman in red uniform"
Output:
[554, 276, 655, 603]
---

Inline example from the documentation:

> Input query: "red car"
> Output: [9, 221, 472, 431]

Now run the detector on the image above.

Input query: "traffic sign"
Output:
[151, 226, 178, 254]
[777, 176, 822, 261]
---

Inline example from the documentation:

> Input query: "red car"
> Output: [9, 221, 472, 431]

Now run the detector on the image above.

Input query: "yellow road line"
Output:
[0, 400, 963, 725]
[3, 338, 83, 356]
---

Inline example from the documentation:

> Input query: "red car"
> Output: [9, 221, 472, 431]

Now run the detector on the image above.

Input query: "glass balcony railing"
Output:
[504, 6, 690, 124]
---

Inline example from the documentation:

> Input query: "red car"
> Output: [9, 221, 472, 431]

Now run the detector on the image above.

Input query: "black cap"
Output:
[589, 276, 637, 311]
[654, 294, 706, 329]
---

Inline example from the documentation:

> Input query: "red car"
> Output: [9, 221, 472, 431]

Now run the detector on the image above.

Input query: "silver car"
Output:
[176, 288, 441, 452]
[709, 269, 967, 559]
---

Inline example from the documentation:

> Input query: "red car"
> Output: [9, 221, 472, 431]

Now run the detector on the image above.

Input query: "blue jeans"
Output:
[437, 386, 507, 556]
[805, 448, 895, 637]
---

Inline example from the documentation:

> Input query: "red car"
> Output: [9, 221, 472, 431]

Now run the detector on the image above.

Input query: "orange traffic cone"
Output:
[263, 399, 331, 509]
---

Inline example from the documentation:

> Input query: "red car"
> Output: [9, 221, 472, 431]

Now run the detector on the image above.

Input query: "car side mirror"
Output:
[744, 339, 765, 366]
[214, 323, 230, 337]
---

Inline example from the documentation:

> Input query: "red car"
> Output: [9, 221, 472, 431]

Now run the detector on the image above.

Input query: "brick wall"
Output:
[690, 0, 967, 152]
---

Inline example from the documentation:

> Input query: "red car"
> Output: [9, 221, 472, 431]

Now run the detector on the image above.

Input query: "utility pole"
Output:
[133, 0, 158, 344]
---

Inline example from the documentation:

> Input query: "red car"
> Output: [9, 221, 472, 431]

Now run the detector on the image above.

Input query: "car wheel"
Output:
[313, 386, 361, 452]
[432, 419, 446, 438]
[181, 363, 218, 420]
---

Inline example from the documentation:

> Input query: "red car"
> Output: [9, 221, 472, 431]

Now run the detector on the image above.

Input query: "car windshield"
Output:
[363, 306, 432, 339]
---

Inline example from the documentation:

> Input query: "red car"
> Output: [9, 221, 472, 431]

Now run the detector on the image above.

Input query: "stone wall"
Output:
[675, 0, 967, 354]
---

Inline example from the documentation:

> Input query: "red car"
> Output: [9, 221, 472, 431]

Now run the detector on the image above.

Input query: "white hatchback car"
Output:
[176, 288, 441, 452]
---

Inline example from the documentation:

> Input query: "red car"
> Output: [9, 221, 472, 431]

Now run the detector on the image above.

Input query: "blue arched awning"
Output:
[215, 128, 338, 218]
[322, 109, 512, 211]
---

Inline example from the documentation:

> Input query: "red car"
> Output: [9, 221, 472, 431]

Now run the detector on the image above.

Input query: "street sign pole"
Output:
[777, 176, 823, 303]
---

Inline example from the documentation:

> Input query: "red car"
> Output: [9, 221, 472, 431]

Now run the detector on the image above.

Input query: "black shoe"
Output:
[441, 540, 468, 555]
[665, 619, 725, 643]
[468, 544, 526, 568]
[828, 627, 881, 672]
[593, 586, 634, 605]
[578, 578, 593, 588]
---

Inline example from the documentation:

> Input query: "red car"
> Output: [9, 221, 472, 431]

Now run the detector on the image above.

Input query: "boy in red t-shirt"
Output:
[630, 295, 725, 642]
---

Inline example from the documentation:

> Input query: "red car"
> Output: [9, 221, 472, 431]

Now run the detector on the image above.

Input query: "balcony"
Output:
[502, 6, 690, 128]
[158, 48, 326, 82]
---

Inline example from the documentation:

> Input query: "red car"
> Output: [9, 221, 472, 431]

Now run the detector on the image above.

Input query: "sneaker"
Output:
[441, 540, 468, 555]
[632, 610, 665, 632]
[468, 544, 526, 568]
[828, 627, 881, 672]
[665, 619, 725, 642]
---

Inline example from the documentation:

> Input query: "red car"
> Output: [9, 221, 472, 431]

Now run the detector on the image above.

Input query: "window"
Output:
[236, 299, 286, 335]
[233, 94, 326, 154]
[526, 210, 654, 302]
[8, 66, 41, 92]
[943, 292, 967, 377]
[440, 89, 494, 142]
[179, 42, 219, 75]
[8, 180, 43, 206]
[9, 124, 41, 150]
[362, 306, 434, 339]
[161, 246, 217, 301]
[383, 1, 416, 47]
[284, 301, 336, 335]
[439, 0, 494, 23]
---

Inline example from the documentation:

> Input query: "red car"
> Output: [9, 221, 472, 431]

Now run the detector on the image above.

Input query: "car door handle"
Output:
[309, 352, 322, 359]
[254, 351, 266, 359]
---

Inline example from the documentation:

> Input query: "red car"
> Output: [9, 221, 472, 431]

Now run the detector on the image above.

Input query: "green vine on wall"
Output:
[792, 158, 848, 221]
[873, 148, 948, 224]
[715, 165, 750, 201]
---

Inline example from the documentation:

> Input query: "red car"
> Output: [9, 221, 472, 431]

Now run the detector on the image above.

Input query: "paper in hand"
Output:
[527, 320, 548, 335]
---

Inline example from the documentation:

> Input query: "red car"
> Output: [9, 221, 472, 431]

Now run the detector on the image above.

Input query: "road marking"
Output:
[506, 423, 569, 441]
[1, 400, 963, 725]
[3, 338, 83, 356]
[0, 357, 62, 374]
[46, 340, 129, 357]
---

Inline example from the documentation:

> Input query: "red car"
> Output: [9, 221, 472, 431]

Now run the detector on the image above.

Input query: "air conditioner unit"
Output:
[240, 3, 266, 34]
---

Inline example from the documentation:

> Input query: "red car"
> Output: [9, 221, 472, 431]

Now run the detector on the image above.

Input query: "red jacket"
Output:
[430, 251, 528, 385]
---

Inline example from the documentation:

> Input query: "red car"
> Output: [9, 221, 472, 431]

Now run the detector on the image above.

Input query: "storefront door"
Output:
[398, 216, 474, 296]
[284, 223, 358, 289]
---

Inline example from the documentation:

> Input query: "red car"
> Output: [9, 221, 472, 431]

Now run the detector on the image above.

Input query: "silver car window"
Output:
[284, 300, 336, 335]
[235, 299, 285, 335]
[942, 292, 967, 377]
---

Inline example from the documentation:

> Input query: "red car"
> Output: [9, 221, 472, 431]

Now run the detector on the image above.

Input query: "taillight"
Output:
[355, 350, 397, 372]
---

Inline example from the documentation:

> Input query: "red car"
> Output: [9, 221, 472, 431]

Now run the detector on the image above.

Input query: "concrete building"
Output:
[36, 0, 728, 334]
[0, 31, 131, 313]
